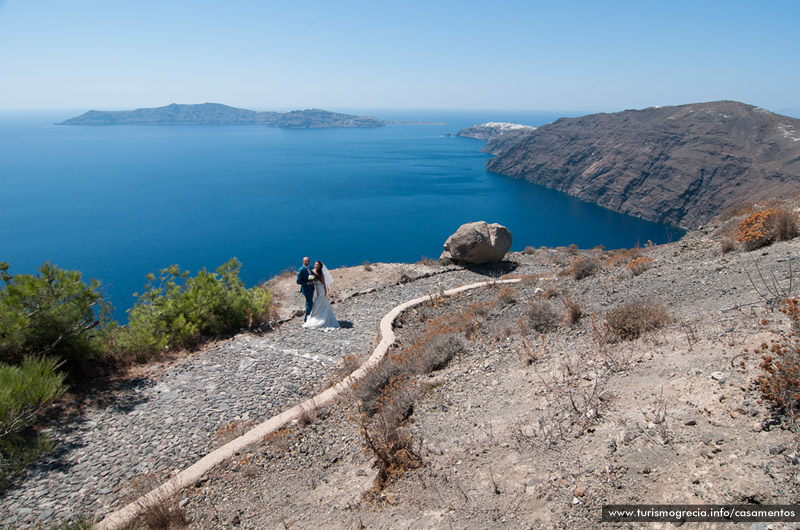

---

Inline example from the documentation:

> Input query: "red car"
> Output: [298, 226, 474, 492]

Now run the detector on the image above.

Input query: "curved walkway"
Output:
[0, 268, 523, 528]
[98, 278, 519, 529]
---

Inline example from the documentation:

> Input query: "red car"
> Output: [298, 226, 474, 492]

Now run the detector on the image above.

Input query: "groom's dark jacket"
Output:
[296, 266, 314, 295]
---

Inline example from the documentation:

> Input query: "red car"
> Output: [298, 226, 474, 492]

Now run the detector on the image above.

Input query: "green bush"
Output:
[0, 356, 66, 488]
[0, 356, 66, 439]
[116, 258, 272, 361]
[0, 262, 112, 368]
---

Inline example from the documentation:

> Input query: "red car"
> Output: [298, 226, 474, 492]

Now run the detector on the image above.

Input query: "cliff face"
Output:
[59, 103, 385, 128]
[470, 101, 800, 229]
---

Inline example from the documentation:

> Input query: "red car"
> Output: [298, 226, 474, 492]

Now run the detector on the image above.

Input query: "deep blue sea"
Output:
[1, 109, 682, 321]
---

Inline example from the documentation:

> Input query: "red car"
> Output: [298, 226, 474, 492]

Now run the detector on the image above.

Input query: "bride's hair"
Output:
[314, 261, 325, 287]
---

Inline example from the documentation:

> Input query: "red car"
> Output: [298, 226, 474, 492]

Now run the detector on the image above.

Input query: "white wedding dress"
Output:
[302, 281, 339, 330]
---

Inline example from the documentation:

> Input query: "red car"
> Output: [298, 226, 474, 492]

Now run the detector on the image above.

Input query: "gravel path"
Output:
[0, 266, 497, 528]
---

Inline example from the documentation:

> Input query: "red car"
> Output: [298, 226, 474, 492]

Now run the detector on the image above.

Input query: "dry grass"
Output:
[754, 298, 800, 428]
[521, 300, 560, 334]
[605, 301, 670, 341]
[736, 208, 798, 251]
[536, 281, 561, 300]
[125, 473, 188, 530]
[325, 354, 363, 389]
[298, 399, 319, 426]
[354, 375, 422, 492]
[720, 237, 737, 254]
[718, 201, 755, 222]
[561, 295, 583, 325]
[567, 258, 602, 280]
[212, 420, 258, 447]
[605, 248, 641, 268]
[494, 285, 518, 305]
[626, 257, 654, 276]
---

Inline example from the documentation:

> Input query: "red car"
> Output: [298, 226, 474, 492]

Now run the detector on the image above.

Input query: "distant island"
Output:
[458, 101, 800, 229]
[59, 103, 386, 128]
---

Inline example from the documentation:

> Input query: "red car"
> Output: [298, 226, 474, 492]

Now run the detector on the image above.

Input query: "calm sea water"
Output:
[1, 109, 681, 321]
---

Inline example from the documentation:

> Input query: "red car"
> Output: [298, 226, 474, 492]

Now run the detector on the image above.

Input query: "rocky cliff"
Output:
[59, 103, 385, 128]
[464, 101, 800, 229]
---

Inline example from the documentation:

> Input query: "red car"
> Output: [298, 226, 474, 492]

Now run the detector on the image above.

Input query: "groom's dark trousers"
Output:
[296, 265, 315, 321]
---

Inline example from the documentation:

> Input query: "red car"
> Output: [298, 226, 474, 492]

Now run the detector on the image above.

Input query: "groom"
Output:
[296, 256, 315, 321]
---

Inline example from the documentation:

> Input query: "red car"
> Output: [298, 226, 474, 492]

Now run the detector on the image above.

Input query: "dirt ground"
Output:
[181, 215, 800, 529]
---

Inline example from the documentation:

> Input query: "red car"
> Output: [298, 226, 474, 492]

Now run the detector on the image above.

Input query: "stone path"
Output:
[0, 267, 488, 528]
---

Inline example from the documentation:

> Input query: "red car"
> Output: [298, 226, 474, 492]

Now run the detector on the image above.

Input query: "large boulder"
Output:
[440, 221, 512, 265]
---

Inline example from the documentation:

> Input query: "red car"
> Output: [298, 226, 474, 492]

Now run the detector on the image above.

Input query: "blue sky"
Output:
[1, 0, 798, 113]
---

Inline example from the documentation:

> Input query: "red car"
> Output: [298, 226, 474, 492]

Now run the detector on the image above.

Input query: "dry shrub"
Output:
[605, 248, 641, 268]
[349, 359, 404, 415]
[736, 208, 798, 251]
[495, 285, 518, 305]
[212, 420, 258, 447]
[720, 237, 737, 254]
[514, 339, 543, 365]
[523, 246, 536, 255]
[353, 304, 471, 413]
[755, 298, 800, 425]
[355, 375, 422, 492]
[718, 201, 755, 222]
[536, 281, 561, 300]
[569, 258, 602, 280]
[127, 473, 188, 530]
[298, 399, 319, 426]
[522, 300, 560, 334]
[263, 427, 294, 452]
[325, 353, 363, 389]
[605, 301, 670, 341]
[567, 243, 579, 255]
[362, 261, 373, 271]
[561, 295, 583, 325]
[626, 257, 654, 276]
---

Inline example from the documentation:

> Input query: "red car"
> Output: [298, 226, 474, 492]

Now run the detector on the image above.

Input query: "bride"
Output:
[302, 261, 340, 330]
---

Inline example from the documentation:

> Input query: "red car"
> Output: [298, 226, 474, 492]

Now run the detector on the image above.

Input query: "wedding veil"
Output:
[322, 264, 333, 290]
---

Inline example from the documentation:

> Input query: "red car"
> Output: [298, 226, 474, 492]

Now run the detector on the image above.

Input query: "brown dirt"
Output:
[181, 213, 800, 529]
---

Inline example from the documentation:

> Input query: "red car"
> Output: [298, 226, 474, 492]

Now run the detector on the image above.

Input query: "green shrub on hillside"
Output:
[0, 262, 112, 368]
[0, 356, 66, 439]
[0, 356, 66, 487]
[115, 258, 272, 362]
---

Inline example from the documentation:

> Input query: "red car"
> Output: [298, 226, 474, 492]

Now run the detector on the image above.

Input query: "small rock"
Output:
[355, 469, 367, 477]
[684, 419, 697, 426]
[573, 486, 585, 497]
[769, 444, 787, 455]
[753, 422, 763, 432]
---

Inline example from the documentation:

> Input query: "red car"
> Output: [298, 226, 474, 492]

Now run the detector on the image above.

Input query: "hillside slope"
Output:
[183, 207, 800, 529]
[466, 101, 800, 229]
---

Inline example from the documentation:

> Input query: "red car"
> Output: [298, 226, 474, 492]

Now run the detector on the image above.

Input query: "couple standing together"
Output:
[297, 257, 339, 329]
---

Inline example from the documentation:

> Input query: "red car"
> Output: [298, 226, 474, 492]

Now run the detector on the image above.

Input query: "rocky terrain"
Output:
[4, 200, 800, 529]
[58, 104, 385, 128]
[179, 219, 800, 529]
[460, 101, 800, 229]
